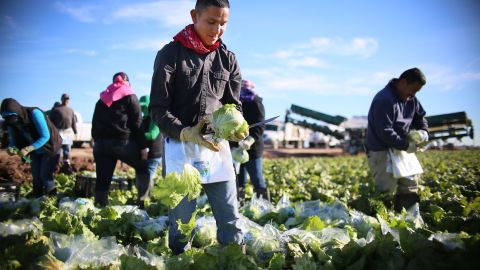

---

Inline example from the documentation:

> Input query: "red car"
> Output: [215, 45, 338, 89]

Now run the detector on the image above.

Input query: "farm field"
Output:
[0, 149, 479, 269]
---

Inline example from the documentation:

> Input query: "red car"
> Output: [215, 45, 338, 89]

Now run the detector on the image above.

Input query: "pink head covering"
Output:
[100, 74, 134, 107]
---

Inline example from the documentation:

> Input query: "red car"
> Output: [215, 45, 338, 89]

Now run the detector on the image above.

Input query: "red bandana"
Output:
[173, 24, 220, 54]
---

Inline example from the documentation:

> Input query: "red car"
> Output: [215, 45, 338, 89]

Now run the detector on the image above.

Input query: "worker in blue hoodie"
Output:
[1, 98, 62, 197]
[365, 68, 429, 212]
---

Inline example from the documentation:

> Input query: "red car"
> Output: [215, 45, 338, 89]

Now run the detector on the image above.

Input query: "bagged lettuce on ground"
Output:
[210, 104, 248, 141]
[151, 164, 202, 209]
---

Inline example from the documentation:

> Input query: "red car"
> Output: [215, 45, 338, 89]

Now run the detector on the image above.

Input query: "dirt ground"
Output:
[0, 146, 345, 183]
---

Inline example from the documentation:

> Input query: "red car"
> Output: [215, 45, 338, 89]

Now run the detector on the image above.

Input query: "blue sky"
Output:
[1, 0, 479, 145]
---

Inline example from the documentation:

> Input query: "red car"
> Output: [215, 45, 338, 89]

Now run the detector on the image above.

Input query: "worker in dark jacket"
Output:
[1, 98, 62, 197]
[92, 72, 149, 207]
[365, 67, 429, 212]
[137, 95, 162, 208]
[235, 80, 269, 202]
[49, 93, 77, 173]
[150, 0, 247, 254]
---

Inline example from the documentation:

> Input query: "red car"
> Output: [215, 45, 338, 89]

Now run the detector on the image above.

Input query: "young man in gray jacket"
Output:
[150, 0, 247, 254]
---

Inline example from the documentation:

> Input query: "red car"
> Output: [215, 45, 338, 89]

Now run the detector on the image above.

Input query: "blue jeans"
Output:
[93, 139, 149, 204]
[61, 144, 71, 162]
[168, 180, 244, 254]
[238, 157, 266, 189]
[136, 157, 161, 201]
[30, 150, 60, 196]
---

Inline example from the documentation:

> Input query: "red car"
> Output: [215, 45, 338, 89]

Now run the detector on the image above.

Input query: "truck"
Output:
[263, 120, 311, 149]
[73, 112, 93, 148]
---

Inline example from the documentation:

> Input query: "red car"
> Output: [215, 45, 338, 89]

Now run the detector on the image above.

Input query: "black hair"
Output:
[195, 0, 229, 12]
[399, 68, 426, 85]
[112, 72, 129, 83]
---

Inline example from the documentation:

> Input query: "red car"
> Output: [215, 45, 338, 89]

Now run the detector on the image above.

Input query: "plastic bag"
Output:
[319, 227, 350, 249]
[237, 217, 264, 245]
[112, 205, 149, 220]
[405, 202, 424, 228]
[428, 232, 466, 251]
[0, 217, 42, 236]
[242, 194, 275, 220]
[59, 235, 126, 269]
[193, 215, 217, 247]
[164, 137, 235, 184]
[59, 197, 98, 216]
[250, 224, 284, 261]
[348, 209, 378, 238]
[49, 232, 94, 262]
[387, 148, 423, 178]
[275, 194, 295, 224]
[123, 245, 167, 269]
[134, 216, 169, 241]
[294, 200, 349, 225]
[283, 228, 329, 261]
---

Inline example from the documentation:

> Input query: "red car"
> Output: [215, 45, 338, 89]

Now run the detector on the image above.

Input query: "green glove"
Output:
[7, 147, 18, 156]
[145, 121, 160, 141]
[180, 120, 220, 152]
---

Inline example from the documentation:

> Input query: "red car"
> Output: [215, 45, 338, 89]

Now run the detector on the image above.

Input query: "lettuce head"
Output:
[211, 104, 248, 141]
[151, 164, 202, 209]
[232, 147, 249, 164]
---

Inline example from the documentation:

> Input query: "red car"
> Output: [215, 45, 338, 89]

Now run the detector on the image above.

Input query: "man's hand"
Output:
[180, 120, 220, 152]
[406, 141, 417, 153]
[140, 148, 149, 160]
[19, 145, 35, 157]
[239, 136, 255, 150]
[6, 147, 18, 156]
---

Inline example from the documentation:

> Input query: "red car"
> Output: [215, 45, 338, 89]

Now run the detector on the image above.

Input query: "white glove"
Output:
[406, 141, 417, 153]
[239, 136, 255, 150]
[418, 130, 429, 143]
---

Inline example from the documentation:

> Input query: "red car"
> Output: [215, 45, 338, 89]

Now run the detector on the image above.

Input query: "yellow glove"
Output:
[239, 136, 255, 150]
[19, 145, 35, 157]
[180, 120, 220, 152]
[7, 147, 18, 156]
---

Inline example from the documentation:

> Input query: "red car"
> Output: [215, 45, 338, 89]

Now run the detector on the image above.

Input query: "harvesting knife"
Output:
[249, 115, 280, 129]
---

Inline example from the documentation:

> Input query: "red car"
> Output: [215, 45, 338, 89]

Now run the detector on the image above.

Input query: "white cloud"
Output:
[65, 48, 97, 56]
[270, 37, 379, 61]
[408, 64, 480, 92]
[244, 35, 384, 97]
[110, 38, 169, 51]
[461, 72, 480, 81]
[287, 57, 330, 68]
[244, 67, 385, 98]
[55, 0, 193, 28]
[307, 37, 379, 58]
[3, 15, 17, 29]
[55, 2, 97, 23]
[110, 0, 193, 28]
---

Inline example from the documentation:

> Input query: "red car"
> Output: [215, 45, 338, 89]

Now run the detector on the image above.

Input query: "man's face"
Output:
[398, 80, 423, 100]
[191, 6, 229, 46]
